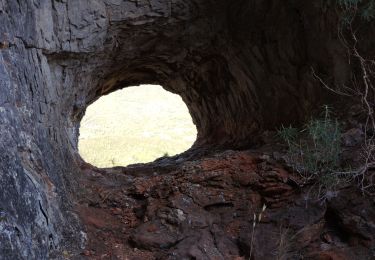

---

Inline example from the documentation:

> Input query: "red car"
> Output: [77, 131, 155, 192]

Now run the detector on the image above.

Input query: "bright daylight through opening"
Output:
[78, 85, 197, 167]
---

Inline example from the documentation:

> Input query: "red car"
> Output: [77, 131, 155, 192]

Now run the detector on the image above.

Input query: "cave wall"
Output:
[0, 0, 373, 259]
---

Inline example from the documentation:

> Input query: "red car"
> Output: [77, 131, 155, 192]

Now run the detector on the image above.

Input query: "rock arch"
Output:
[1, 0, 374, 258]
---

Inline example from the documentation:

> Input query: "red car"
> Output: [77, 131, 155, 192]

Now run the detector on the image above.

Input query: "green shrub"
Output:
[278, 106, 342, 187]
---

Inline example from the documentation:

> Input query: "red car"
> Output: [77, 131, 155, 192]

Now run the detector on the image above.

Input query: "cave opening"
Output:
[78, 84, 197, 168]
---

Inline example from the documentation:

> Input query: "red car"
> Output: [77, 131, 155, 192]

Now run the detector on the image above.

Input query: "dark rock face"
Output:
[0, 0, 374, 259]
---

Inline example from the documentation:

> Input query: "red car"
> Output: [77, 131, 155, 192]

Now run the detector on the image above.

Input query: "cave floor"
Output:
[73, 143, 374, 260]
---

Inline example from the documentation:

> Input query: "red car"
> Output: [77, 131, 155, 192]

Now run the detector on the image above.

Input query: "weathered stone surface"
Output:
[77, 151, 375, 259]
[1, 0, 374, 259]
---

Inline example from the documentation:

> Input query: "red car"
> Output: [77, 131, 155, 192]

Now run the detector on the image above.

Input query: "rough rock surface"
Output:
[0, 0, 374, 259]
[77, 151, 375, 259]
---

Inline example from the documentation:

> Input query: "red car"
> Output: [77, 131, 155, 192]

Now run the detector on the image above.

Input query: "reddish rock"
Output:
[76, 150, 375, 259]
[130, 220, 180, 250]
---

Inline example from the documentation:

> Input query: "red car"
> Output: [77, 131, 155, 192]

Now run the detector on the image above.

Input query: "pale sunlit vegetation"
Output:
[78, 85, 197, 167]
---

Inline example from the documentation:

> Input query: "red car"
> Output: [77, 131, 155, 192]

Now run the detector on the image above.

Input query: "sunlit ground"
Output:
[78, 85, 197, 167]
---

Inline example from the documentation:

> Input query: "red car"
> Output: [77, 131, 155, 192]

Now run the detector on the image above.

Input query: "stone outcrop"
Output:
[0, 0, 374, 259]
[77, 151, 375, 259]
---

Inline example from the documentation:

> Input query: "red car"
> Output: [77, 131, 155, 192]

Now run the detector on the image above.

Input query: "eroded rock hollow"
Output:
[1, 0, 374, 259]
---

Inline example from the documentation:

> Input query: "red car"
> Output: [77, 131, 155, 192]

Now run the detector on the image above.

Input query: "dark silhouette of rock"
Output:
[0, 0, 374, 259]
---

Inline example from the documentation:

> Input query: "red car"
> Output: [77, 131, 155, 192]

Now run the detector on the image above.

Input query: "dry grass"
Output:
[78, 85, 197, 167]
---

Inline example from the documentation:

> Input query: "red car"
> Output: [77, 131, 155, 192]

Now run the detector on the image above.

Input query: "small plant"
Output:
[277, 126, 298, 148]
[274, 226, 311, 259]
[337, 0, 362, 8]
[275, 227, 292, 260]
[249, 204, 267, 260]
[337, 0, 375, 21]
[111, 158, 117, 166]
[278, 106, 343, 187]
[312, 2, 375, 194]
